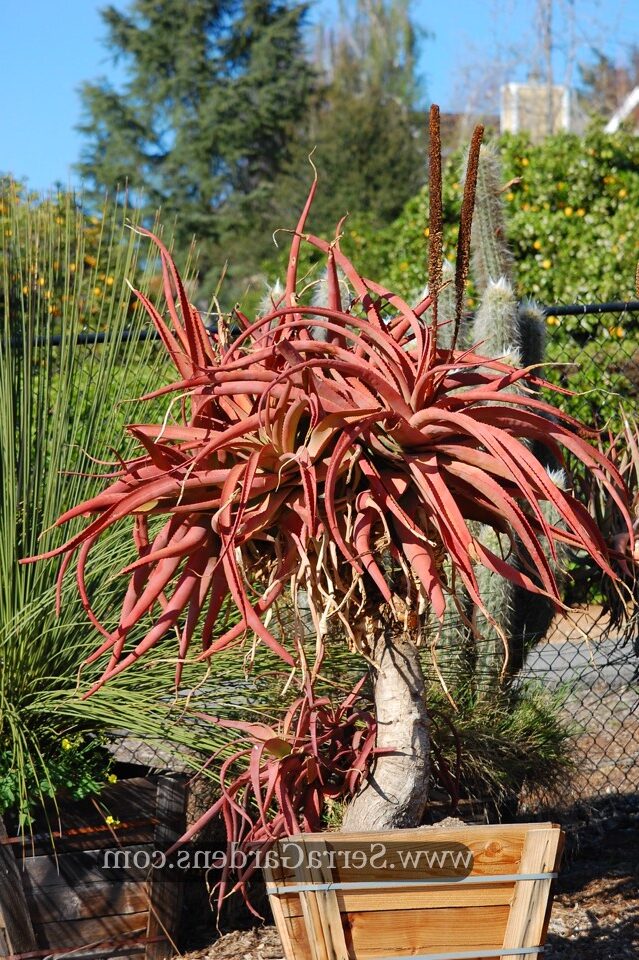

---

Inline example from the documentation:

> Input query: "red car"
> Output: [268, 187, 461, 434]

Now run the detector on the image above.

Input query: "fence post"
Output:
[145, 776, 187, 960]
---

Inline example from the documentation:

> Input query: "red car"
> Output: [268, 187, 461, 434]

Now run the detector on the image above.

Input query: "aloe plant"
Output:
[25, 113, 632, 844]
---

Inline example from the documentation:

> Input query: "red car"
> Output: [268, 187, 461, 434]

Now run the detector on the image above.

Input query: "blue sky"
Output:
[2, 0, 638, 193]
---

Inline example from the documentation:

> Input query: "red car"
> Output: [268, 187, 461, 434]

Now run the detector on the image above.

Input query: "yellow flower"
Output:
[546, 315, 558, 326]
[603, 175, 615, 185]
[106, 276, 114, 286]
[541, 259, 552, 270]
[452, 182, 460, 191]
[84, 254, 97, 268]
[564, 206, 573, 217]
[521, 202, 530, 212]
[423, 227, 430, 237]
[506, 192, 515, 202]
[107, 773, 118, 784]
[69, 263, 76, 272]
[61, 738, 72, 751]
[55, 216, 63, 225]
[93, 286, 102, 297]
[521, 157, 529, 166]
[576, 208, 585, 217]
[37, 276, 45, 286]
[22, 285, 29, 295]
[105, 815, 121, 827]
[618, 188, 627, 199]
[399, 260, 409, 272]
[533, 240, 542, 251]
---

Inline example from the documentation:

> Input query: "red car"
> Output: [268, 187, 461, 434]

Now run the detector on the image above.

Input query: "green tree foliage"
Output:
[274, 1, 426, 239]
[350, 125, 639, 340]
[76, 0, 313, 299]
[324, 0, 423, 106]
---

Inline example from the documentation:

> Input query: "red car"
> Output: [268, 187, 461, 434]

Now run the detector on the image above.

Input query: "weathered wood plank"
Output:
[0, 816, 38, 957]
[25, 881, 149, 924]
[10, 826, 156, 857]
[145, 776, 186, 960]
[34, 912, 147, 950]
[21, 846, 151, 887]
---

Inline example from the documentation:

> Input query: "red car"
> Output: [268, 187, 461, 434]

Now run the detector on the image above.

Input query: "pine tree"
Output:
[76, 0, 313, 298]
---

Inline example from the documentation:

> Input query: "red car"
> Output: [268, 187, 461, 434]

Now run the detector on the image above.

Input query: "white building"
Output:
[500, 82, 574, 141]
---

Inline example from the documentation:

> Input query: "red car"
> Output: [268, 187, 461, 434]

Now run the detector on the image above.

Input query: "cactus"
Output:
[432, 145, 564, 695]
[469, 144, 514, 291]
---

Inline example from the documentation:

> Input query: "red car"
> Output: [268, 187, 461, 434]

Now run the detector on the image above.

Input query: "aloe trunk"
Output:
[342, 628, 430, 831]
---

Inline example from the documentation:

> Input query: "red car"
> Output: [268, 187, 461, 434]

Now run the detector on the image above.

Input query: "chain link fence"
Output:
[518, 301, 638, 814]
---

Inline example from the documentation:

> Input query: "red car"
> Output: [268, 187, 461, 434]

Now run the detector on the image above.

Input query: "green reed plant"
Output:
[0, 185, 235, 828]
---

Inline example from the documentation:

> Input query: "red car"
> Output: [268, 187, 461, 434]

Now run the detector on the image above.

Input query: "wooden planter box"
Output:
[0, 776, 185, 960]
[264, 822, 564, 960]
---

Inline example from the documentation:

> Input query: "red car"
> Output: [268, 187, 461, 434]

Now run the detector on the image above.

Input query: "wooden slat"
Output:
[297, 838, 349, 960]
[25, 881, 149, 925]
[501, 827, 562, 960]
[34, 912, 147, 949]
[263, 842, 301, 960]
[275, 824, 552, 884]
[10, 780, 158, 852]
[145, 776, 185, 960]
[288, 905, 510, 959]
[11, 826, 156, 857]
[296, 823, 554, 848]
[0, 815, 38, 958]
[278, 881, 516, 919]
[21, 847, 151, 888]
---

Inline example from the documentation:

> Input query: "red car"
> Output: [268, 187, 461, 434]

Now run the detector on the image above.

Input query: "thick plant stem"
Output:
[342, 629, 430, 832]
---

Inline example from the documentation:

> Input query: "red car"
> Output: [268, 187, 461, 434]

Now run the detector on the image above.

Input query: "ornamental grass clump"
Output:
[26, 110, 633, 842]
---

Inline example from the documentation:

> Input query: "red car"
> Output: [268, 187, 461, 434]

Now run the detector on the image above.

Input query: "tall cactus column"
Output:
[467, 147, 561, 691]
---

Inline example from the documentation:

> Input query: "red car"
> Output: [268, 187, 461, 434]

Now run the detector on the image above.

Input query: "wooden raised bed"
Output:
[264, 822, 564, 960]
[0, 776, 185, 960]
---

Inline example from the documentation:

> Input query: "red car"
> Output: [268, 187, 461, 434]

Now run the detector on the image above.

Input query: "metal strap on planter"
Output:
[270, 871, 558, 896]
[378, 950, 544, 960]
